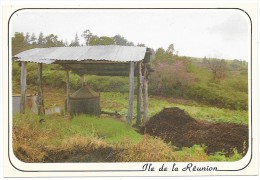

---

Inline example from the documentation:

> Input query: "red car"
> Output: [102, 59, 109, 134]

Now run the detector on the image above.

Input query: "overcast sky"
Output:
[11, 9, 250, 60]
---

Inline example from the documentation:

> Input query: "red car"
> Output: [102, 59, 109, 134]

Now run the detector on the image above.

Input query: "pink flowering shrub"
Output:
[150, 60, 196, 97]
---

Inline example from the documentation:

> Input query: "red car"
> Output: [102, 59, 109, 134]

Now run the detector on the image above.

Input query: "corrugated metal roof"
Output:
[13, 45, 147, 64]
[70, 85, 99, 98]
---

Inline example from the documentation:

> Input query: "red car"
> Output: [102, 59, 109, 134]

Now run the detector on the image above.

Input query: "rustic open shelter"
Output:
[13, 45, 152, 125]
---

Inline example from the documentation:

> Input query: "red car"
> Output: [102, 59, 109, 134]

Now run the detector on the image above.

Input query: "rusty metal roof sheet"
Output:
[13, 45, 147, 64]
[70, 85, 99, 99]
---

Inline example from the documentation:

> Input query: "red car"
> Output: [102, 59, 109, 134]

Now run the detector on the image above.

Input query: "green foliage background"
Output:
[12, 31, 248, 111]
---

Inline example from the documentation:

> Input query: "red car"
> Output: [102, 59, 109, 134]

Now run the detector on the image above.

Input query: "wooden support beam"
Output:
[20, 62, 27, 114]
[37, 63, 45, 115]
[143, 63, 149, 124]
[127, 62, 135, 125]
[55, 60, 128, 64]
[144, 48, 152, 63]
[66, 63, 129, 70]
[66, 71, 70, 115]
[75, 70, 130, 76]
[81, 75, 84, 87]
[136, 62, 143, 126]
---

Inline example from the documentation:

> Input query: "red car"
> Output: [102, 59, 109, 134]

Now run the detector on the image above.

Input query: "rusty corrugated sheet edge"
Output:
[13, 45, 147, 64]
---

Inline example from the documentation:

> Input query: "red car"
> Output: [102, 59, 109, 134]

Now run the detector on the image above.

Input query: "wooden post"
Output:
[20, 62, 27, 114]
[127, 62, 135, 125]
[37, 63, 45, 115]
[136, 62, 143, 126]
[81, 75, 84, 87]
[143, 63, 149, 124]
[66, 70, 70, 115]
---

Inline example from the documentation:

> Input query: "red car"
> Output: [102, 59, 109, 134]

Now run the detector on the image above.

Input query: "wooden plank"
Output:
[55, 60, 129, 64]
[66, 71, 70, 115]
[143, 63, 149, 124]
[75, 70, 130, 76]
[37, 63, 45, 115]
[67, 63, 129, 70]
[20, 62, 27, 114]
[136, 62, 143, 126]
[127, 62, 135, 125]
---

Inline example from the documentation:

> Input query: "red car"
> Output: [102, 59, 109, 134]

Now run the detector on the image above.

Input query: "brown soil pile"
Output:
[145, 107, 248, 155]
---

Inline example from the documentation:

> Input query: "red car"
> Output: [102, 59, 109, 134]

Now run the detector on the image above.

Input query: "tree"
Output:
[150, 60, 196, 97]
[81, 29, 92, 46]
[152, 45, 177, 64]
[44, 34, 64, 47]
[38, 32, 45, 46]
[166, 44, 174, 54]
[12, 32, 28, 55]
[165, 44, 175, 59]
[89, 36, 115, 45]
[25, 32, 30, 45]
[153, 48, 166, 63]
[137, 43, 145, 47]
[206, 58, 227, 80]
[113, 35, 134, 46]
[30, 33, 37, 45]
[70, 33, 80, 46]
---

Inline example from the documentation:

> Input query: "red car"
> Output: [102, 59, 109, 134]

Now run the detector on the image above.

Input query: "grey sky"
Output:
[11, 9, 250, 60]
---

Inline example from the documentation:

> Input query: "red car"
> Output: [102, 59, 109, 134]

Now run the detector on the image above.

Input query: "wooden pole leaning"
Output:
[127, 61, 135, 125]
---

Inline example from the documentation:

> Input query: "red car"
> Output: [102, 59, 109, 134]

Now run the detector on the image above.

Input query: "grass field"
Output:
[12, 86, 247, 162]
[13, 86, 248, 125]
[101, 92, 248, 125]
[13, 112, 243, 162]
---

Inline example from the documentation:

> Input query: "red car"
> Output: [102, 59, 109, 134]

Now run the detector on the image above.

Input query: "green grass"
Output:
[208, 149, 243, 162]
[70, 115, 142, 143]
[101, 92, 248, 125]
[13, 112, 142, 146]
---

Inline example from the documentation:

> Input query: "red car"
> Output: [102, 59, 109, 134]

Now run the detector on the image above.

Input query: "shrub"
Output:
[12, 61, 21, 83]
[149, 60, 196, 97]
[42, 65, 81, 90]
[86, 76, 129, 92]
[174, 145, 208, 162]
[116, 135, 177, 162]
[208, 148, 243, 162]
[186, 85, 248, 110]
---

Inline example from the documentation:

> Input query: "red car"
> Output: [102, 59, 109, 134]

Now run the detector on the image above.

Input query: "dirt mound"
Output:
[145, 107, 248, 155]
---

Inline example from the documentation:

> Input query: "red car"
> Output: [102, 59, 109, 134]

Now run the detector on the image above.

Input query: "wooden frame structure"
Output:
[16, 46, 152, 125]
